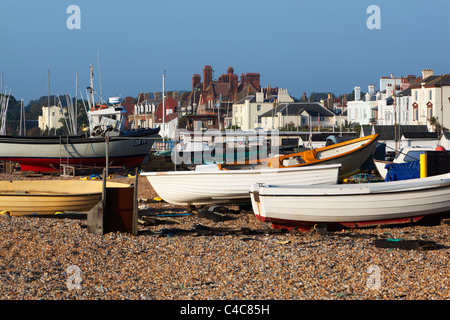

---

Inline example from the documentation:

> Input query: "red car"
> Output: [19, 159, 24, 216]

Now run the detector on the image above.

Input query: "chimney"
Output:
[422, 69, 434, 79]
[203, 66, 212, 91]
[192, 74, 201, 91]
[386, 83, 393, 97]
[368, 84, 374, 93]
[256, 88, 264, 103]
[354, 86, 361, 101]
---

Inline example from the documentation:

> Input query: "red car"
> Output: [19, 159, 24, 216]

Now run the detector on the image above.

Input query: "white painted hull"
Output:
[251, 173, 450, 228]
[374, 159, 390, 179]
[142, 164, 341, 205]
[0, 129, 159, 172]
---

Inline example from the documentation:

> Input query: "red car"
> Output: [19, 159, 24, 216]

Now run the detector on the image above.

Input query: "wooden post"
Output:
[105, 136, 109, 178]
[87, 168, 137, 236]
[132, 167, 139, 236]
[86, 168, 107, 235]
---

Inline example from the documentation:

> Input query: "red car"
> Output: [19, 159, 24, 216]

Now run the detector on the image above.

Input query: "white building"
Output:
[346, 84, 378, 125]
[409, 69, 450, 130]
[259, 102, 336, 131]
[349, 76, 417, 127]
[155, 112, 178, 140]
[232, 88, 294, 131]
[38, 105, 65, 132]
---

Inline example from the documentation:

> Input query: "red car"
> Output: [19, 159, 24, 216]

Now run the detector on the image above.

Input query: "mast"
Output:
[75, 72, 78, 134]
[19, 99, 23, 136]
[22, 99, 26, 136]
[162, 70, 166, 138]
[48, 69, 50, 136]
[89, 64, 94, 109]
[97, 50, 103, 104]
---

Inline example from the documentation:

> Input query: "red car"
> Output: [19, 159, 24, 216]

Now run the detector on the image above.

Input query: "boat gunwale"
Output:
[276, 134, 379, 168]
[254, 176, 450, 197]
[0, 129, 160, 145]
[142, 163, 342, 177]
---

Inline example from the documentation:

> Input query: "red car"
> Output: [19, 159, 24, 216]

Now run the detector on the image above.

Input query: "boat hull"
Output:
[142, 164, 341, 206]
[278, 134, 379, 178]
[0, 180, 131, 216]
[221, 134, 380, 179]
[250, 173, 450, 230]
[0, 128, 159, 172]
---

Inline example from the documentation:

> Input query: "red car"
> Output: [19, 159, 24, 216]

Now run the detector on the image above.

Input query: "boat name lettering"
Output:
[134, 139, 148, 146]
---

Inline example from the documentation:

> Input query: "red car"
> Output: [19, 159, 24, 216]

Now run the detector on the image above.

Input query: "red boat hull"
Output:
[5, 155, 147, 172]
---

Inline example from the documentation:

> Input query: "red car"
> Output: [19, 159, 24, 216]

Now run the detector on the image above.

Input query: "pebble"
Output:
[0, 172, 449, 300]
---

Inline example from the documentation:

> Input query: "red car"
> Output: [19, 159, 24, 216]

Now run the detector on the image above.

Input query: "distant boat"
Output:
[219, 134, 380, 179]
[0, 67, 160, 172]
[0, 129, 159, 172]
[142, 163, 341, 206]
[250, 172, 450, 230]
[0, 180, 130, 216]
[172, 141, 281, 165]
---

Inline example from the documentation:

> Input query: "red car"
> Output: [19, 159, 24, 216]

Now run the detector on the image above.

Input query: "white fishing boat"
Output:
[250, 172, 450, 230]
[142, 163, 341, 206]
[374, 146, 435, 179]
[0, 66, 160, 172]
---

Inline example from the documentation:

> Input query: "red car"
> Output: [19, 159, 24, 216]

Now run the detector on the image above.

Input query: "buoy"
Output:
[435, 146, 446, 151]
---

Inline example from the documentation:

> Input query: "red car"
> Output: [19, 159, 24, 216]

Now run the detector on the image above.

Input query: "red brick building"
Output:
[155, 97, 178, 122]
[190, 65, 262, 115]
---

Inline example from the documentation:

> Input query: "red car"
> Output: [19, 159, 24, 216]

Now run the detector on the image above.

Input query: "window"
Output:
[257, 104, 261, 111]
[413, 106, 418, 121]
[429, 90, 433, 100]
[427, 105, 433, 119]
[415, 91, 418, 101]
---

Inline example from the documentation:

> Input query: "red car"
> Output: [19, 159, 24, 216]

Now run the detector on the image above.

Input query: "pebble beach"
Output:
[0, 172, 449, 302]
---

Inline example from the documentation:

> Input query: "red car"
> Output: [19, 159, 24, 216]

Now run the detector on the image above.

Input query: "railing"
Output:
[152, 140, 178, 151]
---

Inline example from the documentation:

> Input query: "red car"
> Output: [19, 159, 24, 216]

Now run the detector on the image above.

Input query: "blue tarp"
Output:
[384, 160, 420, 182]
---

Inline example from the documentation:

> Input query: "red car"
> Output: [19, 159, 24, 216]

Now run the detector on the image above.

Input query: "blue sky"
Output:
[1, 0, 450, 103]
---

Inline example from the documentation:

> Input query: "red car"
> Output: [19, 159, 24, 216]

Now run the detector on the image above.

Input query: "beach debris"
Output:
[80, 174, 112, 180]
[141, 224, 288, 237]
[197, 206, 238, 222]
[373, 238, 439, 250]
[276, 239, 293, 245]
[139, 197, 164, 203]
[139, 216, 183, 226]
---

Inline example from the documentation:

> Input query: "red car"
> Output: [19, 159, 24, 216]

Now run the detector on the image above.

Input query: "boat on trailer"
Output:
[250, 172, 450, 230]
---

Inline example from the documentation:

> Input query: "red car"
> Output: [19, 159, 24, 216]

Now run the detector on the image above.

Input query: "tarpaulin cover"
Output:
[384, 160, 420, 182]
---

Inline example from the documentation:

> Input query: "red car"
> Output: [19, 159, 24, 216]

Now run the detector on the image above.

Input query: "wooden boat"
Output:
[0, 180, 131, 216]
[250, 172, 450, 230]
[219, 134, 379, 179]
[142, 163, 341, 206]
